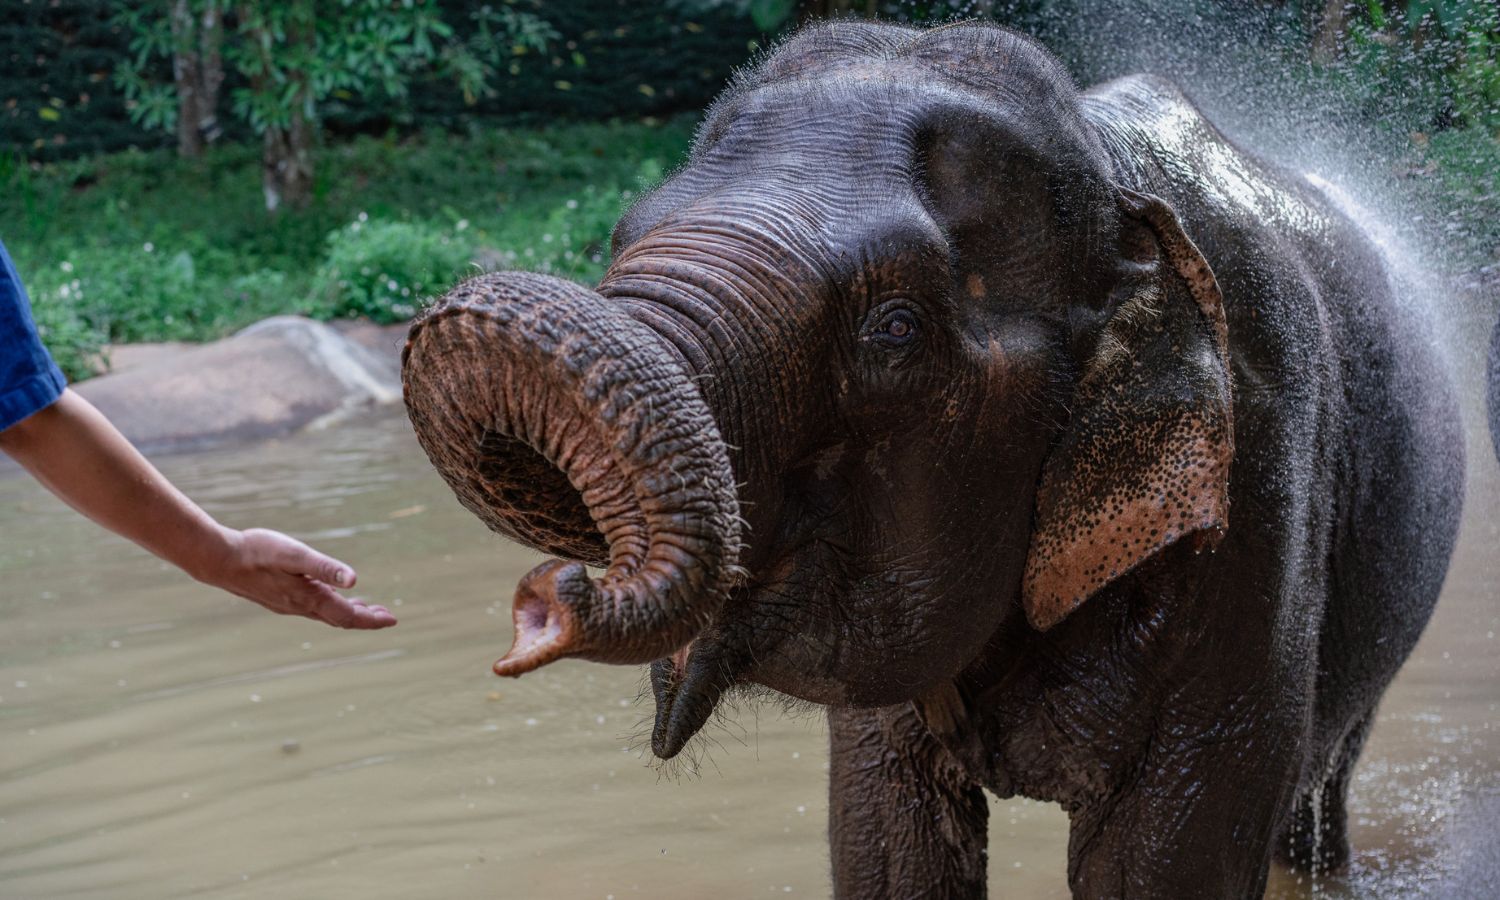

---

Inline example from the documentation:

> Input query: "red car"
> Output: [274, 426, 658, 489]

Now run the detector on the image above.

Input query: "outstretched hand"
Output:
[206, 528, 397, 629]
[0, 391, 398, 632]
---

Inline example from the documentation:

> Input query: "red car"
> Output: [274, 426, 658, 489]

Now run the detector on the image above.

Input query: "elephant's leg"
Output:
[828, 704, 989, 899]
[1277, 707, 1375, 874]
[1065, 701, 1305, 900]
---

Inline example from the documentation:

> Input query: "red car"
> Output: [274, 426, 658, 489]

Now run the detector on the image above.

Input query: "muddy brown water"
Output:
[1, 404, 1495, 898]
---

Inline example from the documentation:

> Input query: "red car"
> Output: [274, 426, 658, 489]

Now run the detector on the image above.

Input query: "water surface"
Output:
[1, 408, 1495, 898]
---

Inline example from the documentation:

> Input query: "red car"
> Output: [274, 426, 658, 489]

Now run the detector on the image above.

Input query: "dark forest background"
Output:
[2, 0, 1495, 379]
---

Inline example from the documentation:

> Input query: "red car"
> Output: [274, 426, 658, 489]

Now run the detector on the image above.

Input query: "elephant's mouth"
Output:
[648, 548, 803, 758]
[647, 538, 850, 759]
[648, 579, 787, 759]
[649, 631, 740, 759]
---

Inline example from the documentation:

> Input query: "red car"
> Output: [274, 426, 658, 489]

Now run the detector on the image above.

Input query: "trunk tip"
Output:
[493, 559, 590, 677]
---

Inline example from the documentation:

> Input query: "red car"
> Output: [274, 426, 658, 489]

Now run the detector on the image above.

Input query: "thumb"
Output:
[277, 539, 357, 588]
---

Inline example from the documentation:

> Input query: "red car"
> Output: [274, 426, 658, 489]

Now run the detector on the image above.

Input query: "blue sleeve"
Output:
[0, 239, 67, 433]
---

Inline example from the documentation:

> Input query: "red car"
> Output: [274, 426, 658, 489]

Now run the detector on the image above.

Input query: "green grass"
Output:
[0, 118, 696, 381]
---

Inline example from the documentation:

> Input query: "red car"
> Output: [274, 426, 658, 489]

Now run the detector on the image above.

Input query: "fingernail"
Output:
[338, 569, 353, 587]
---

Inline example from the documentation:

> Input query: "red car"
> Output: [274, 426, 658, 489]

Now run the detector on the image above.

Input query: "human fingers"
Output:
[247, 528, 357, 588]
[299, 579, 397, 630]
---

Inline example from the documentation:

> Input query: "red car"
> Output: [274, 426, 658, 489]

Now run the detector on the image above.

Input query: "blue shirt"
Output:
[0, 240, 66, 432]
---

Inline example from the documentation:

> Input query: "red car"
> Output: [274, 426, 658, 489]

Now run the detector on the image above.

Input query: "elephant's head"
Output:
[403, 22, 1234, 759]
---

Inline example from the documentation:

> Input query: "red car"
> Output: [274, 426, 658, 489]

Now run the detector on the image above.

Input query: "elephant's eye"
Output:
[869, 308, 918, 347]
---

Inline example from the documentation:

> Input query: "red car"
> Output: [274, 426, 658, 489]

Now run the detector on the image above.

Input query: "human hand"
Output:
[204, 527, 397, 629]
[1, 391, 398, 630]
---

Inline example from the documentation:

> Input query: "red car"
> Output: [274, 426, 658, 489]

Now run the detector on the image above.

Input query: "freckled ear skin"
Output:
[1022, 188, 1235, 631]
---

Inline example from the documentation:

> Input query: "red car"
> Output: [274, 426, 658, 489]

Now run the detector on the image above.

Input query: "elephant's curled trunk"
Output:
[402, 272, 741, 676]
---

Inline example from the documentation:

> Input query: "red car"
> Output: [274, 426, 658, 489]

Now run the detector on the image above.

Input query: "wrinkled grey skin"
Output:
[403, 21, 1465, 900]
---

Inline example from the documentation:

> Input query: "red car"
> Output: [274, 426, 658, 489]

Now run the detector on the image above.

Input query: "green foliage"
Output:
[0, 1, 172, 161]
[1452, 27, 1500, 129]
[111, 3, 182, 134]
[311, 217, 475, 323]
[28, 288, 107, 384]
[105, 1, 562, 211]
[222, 1, 463, 133]
[5, 1, 758, 163]
[1338, 1, 1500, 132]
[1434, 5, 1500, 130]
[1403, 0, 1495, 38]
[113, 0, 483, 137]
[19, 238, 284, 347]
[334, 1, 759, 134]
[1, 117, 695, 379]
[443, 4, 561, 104]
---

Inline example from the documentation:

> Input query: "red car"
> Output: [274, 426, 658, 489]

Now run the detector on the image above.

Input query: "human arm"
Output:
[0, 389, 396, 629]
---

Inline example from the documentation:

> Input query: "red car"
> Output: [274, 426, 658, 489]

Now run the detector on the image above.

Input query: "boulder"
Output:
[1490, 313, 1499, 465]
[77, 316, 402, 453]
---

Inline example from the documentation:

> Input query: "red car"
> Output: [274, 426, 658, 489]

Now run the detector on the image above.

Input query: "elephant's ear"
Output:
[1022, 188, 1234, 631]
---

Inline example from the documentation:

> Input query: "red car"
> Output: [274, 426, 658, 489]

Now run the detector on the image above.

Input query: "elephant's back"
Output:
[1080, 76, 1350, 415]
[1082, 74, 1346, 584]
[1083, 74, 1465, 751]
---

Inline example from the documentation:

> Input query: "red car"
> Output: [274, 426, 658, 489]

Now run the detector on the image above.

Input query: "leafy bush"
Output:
[311, 217, 476, 323]
[226, 268, 301, 318]
[28, 286, 106, 383]
[9, 234, 322, 384]
[474, 157, 663, 283]
[22, 241, 233, 344]
[1331, 1, 1500, 133]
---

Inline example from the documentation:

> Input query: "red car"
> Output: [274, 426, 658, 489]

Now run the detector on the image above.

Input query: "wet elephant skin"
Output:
[401, 21, 1466, 900]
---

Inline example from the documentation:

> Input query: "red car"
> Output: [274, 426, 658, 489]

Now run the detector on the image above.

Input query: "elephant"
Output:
[401, 21, 1465, 899]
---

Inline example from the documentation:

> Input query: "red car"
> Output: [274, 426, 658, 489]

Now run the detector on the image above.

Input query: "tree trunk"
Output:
[169, 0, 224, 158]
[1312, 0, 1349, 63]
[262, 105, 313, 213]
[199, 5, 224, 143]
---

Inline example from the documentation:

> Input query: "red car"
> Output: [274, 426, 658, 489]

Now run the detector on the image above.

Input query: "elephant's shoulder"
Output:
[1079, 76, 1229, 204]
[1079, 76, 1229, 187]
[1081, 73, 1195, 119]
[1078, 73, 1212, 156]
[1081, 76, 1333, 244]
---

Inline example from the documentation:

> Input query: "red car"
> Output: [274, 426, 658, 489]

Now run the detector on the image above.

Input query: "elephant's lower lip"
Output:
[668, 641, 695, 681]
[648, 568, 808, 758]
[649, 630, 744, 759]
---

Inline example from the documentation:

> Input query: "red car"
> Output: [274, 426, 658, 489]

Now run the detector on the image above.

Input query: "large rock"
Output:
[1490, 313, 1500, 465]
[77, 316, 403, 453]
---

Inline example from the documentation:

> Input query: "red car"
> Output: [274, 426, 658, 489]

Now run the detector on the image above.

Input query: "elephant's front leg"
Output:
[828, 704, 989, 899]
[1064, 698, 1305, 900]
